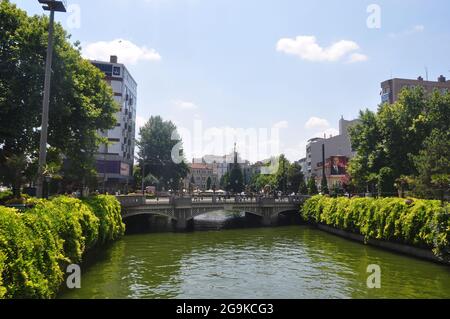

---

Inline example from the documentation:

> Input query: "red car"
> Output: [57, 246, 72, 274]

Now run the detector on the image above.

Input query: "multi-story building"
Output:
[201, 154, 234, 181]
[381, 75, 450, 104]
[90, 56, 137, 193]
[304, 117, 359, 181]
[190, 151, 258, 188]
[186, 162, 219, 191]
[297, 158, 308, 179]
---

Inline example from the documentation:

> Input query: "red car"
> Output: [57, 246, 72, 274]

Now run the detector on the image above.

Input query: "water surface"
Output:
[59, 226, 450, 299]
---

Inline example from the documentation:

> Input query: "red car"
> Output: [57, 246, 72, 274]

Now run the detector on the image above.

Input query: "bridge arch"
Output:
[271, 208, 300, 217]
[187, 207, 263, 221]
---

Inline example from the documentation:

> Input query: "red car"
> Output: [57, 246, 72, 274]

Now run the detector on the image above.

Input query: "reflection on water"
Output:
[59, 226, 450, 299]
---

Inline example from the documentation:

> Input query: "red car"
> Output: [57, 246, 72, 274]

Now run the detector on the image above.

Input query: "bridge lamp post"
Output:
[36, 0, 67, 198]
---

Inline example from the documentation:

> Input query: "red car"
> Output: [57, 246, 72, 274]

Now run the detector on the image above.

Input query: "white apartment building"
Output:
[90, 56, 137, 193]
[304, 117, 359, 180]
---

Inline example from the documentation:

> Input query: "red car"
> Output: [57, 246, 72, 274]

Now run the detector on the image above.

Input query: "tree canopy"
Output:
[0, 1, 118, 194]
[348, 87, 450, 198]
[137, 116, 189, 191]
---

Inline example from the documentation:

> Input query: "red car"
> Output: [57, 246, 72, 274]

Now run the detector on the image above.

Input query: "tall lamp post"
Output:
[36, 0, 67, 198]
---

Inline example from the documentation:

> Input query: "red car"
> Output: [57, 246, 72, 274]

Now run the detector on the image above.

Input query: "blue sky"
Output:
[13, 0, 450, 162]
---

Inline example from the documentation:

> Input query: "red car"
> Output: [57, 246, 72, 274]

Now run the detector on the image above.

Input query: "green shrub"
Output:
[0, 249, 6, 298]
[301, 195, 450, 260]
[85, 195, 125, 245]
[0, 190, 13, 204]
[0, 206, 57, 298]
[0, 195, 124, 299]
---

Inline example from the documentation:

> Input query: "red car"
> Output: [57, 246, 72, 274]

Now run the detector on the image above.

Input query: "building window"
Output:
[113, 66, 121, 76]
[92, 63, 112, 77]
[108, 138, 120, 143]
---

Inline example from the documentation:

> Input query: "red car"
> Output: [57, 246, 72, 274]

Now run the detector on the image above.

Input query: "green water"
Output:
[59, 226, 450, 299]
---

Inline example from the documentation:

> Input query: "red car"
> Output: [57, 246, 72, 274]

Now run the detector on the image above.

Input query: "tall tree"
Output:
[286, 162, 305, 194]
[0, 1, 117, 193]
[227, 164, 244, 194]
[348, 86, 450, 199]
[274, 155, 290, 193]
[307, 177, 318, 196]
[138, 116, 189, 191]
[412, 129, 450, 200]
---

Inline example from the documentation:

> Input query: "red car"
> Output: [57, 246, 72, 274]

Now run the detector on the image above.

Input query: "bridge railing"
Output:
[116, 195, 145, 207]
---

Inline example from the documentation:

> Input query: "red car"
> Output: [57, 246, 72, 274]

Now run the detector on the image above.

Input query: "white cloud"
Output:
[83, 39, 161, 65]
[304, 117, 339, 140]
[276, 35, 367, 63]
[172, 100, 199, 110]
[389, 25, 425, 38]
[305, 117, 330, 130]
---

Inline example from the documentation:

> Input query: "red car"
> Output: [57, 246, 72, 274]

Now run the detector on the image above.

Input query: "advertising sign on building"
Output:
[120, 163, 130, 176]
[329, 156, 347, 176]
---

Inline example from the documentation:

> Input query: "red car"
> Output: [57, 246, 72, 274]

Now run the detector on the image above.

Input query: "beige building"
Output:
[186, 163, 219, 191]
[381, 75, 450, 104]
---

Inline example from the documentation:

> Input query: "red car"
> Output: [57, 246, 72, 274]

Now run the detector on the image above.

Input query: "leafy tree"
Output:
[227, 163, 244, 194]
[206, 176, 212, 190]
[220, 172, 229, 189]
[286, 162, 305, 193]
[298, 177, 308, 195]
[348, 86, 450, 199]
[348, 109, 385, 192]
[307, 177, 318, 195]
[377, 167, 395, 197]
[412, 129, 450, 200]
[321, 176, 329, 195]
[0, 1, 117, 193]
[250, 173, 275, 193]
[137, 116, 189, 191]
[274, 155, 289, 193]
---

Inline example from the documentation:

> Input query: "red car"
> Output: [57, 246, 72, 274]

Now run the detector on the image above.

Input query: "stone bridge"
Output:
[117, 195, 309, 231]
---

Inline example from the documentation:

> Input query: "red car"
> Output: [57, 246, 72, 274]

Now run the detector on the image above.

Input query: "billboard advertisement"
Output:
[120, 162, 130, 176]
[329, 156, 347, 176]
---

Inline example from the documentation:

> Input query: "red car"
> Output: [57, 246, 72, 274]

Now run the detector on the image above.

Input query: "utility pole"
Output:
[321, 143, 327, 194]
[141, 157, 146, 196]
[36, 1, 66, 198]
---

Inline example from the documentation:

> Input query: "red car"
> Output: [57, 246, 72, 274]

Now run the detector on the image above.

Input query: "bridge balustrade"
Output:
[116, 195, 145, 207]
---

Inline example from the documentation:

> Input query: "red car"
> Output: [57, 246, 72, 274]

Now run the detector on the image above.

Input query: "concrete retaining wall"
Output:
[316, 224, 450, 266]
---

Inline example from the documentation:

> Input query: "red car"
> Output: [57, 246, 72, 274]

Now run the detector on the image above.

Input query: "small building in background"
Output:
[186, 162, 219, 191]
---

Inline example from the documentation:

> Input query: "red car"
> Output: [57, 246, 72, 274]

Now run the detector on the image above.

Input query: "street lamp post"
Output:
[36, 0, 67, 198]
[141, 157, 146, 196]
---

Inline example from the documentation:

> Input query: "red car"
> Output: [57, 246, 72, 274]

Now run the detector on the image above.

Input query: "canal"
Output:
[59, 225, 450, 299]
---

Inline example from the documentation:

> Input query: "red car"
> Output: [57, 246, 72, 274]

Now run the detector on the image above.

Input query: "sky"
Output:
[12, 0, 450, 162]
